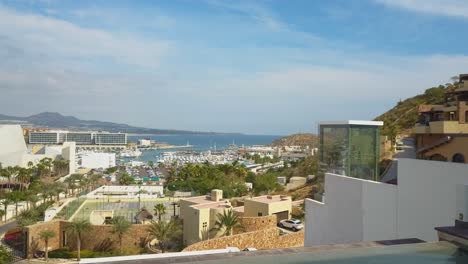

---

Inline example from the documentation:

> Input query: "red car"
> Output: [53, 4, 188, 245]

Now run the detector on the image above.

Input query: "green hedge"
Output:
[48, 248, 115, 259]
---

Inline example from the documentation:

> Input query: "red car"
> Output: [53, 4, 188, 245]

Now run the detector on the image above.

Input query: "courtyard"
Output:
[71, 197, 180, 223]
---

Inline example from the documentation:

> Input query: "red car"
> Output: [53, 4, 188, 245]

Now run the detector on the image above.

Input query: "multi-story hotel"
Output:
[29, 130, 127, 145]
[414, 74, 468, 163]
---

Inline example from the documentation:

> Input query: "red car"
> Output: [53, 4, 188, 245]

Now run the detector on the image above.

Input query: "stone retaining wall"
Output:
[236, 215, 277, 233]
[183, 228, 304, 252]
[26, 220, 151, 257]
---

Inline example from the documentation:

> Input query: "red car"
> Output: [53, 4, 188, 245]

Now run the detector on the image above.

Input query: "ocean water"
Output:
[128, 134, 281, 162]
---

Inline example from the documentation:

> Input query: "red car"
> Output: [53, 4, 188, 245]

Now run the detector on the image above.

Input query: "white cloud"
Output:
[375, 0, 468, 18]
[0, 7, 171, 68]
[205, 0, 287, 31]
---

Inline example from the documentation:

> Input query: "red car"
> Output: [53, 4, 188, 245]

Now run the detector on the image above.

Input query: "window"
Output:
[258, 212, 263, 216]
[452, 153, 465, 163]
[202, 222, 207, 228]
[62, 231, 67, 247]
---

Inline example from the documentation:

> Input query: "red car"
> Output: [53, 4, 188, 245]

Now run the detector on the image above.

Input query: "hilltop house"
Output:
[179, 189, 292, 245]
[414, 74, 468, 163]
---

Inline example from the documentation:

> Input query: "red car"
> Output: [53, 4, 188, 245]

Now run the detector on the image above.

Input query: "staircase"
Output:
[1, 237, 25, 263]
[417, 136, 452, 154]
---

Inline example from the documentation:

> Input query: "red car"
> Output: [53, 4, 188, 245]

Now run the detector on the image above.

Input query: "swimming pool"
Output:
[191, 242, 468, 264]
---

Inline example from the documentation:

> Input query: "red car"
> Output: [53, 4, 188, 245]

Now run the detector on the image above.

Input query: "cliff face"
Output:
[271, 133, 318, 147]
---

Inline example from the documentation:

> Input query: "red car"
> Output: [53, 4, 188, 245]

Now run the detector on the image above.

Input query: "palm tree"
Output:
[16, 168, 31, 191]
[147, 220, 180, 253]
[38, 229, 56, 261]
[26, 192, 39, 210]
[66, 219, 91, 261]
[153, 203, 166, 222]
[110, 216, 131, 254]
[136, 189, 147, 210]
[0, 199, 11, 222]
[50, 182, 66, 201]
[1, 166, 19, 189]
[211, 209, 242, 237]
[0, 209, 5, 223]
[8, 191, 24, 217]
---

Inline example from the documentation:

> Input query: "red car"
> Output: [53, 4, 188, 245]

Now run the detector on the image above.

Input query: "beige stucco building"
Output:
[180, 190, 292, 245]
[243, 195, 292, 222]
[414, 74, 468, 163]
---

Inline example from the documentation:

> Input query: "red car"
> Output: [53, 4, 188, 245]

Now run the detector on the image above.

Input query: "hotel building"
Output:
[29, 131, 127, 145]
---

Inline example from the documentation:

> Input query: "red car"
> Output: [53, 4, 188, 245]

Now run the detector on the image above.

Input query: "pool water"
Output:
[194, 242, 468, 264]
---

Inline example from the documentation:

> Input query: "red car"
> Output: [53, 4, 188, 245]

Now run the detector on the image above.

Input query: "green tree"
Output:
[211, 209, 242, 237]
[0, 199, 11, 222]
[66, 219, 92, 261]
[110, 216, 131, 254]
[118, 172, 134, 185]
[8, 191, 24, 217]
[153, 203, 166, 222]
[38, 229, 56, 261]
[147, 220, 180, 253]
[253, 173, 282, 195]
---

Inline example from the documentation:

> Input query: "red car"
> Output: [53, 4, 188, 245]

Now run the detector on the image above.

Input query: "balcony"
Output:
[414, 121, 468, 134]
[413, 124, 429, 134]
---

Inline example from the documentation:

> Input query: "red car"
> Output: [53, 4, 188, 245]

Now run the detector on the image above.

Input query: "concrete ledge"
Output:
[79, 247, 240, 263]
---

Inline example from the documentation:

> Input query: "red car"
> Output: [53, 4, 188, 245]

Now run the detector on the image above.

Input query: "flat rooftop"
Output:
[247, 195, 291, 204]
[319, 120, 384, 126]
[181, 195, 215, 204]
[192, 201, 232, 209]
[85, 241, 467, 264]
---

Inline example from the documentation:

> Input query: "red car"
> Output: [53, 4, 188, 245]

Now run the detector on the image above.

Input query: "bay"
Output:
[128, 134, 282, 162]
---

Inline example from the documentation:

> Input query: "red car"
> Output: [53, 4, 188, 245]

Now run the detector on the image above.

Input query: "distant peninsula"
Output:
[0, 112, 241, 135]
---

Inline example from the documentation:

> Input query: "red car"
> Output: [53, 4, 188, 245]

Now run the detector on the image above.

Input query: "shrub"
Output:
[0, 245, 13, 263]
[48, 248, 73, 258]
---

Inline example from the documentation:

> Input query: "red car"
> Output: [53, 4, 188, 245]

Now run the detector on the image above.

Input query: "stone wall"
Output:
[70, 224, 150, 251]
[183, 228, 303, 252]
[26, 220, 68, 256]
[26, 220, 152, 257]
[236, 215, 277, 233]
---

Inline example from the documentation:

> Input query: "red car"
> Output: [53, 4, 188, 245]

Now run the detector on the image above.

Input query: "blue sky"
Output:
[1, 0, 468, 135]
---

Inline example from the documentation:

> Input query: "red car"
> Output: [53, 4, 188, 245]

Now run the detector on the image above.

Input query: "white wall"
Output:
[305, 158, 468, 246]
[81, 152, 115, 169]
[396, 158, 468, 241]
[305, 173, 397, 246]
[0, 125, 27, 166]
[362, 180, 398, 241]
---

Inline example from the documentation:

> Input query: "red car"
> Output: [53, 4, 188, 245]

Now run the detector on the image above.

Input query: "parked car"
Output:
[278, 219, 304, 231]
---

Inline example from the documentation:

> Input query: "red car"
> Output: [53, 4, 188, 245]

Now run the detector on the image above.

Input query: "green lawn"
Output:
[71, 198, 180, 223]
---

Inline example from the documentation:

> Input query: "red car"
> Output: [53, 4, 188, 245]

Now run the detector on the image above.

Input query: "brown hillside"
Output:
[271, 133, 318, 147]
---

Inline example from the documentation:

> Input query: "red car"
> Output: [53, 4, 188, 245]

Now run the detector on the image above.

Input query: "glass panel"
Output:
[320, 125, 349, 176]
[349, 126, 379, 181]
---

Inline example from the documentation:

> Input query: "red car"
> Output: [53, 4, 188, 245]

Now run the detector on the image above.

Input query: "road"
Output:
[0, 220, 17, 235]
[394, 137, 416, 159]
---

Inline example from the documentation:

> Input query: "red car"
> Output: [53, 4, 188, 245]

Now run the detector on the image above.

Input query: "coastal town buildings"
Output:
[0, 125, 76, 172]
[179, 189, 292, 245]
[414, 74, 468, 163]
[29, 130, 127, 145]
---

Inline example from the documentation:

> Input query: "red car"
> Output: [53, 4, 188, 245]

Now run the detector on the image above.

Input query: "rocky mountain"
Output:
[0, 112, 235, 135]
[271, 133, 318, 147]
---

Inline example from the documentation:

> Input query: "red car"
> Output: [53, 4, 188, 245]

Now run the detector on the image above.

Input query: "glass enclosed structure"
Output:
[319, 121, 383, 181]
